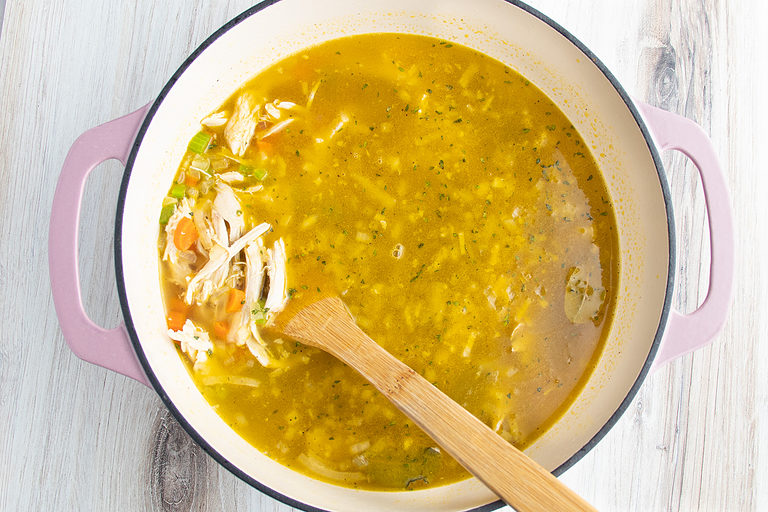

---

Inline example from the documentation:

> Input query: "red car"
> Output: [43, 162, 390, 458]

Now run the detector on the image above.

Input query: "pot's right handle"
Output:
[49, 105, 151, 386]
[637, 102, 734, 370]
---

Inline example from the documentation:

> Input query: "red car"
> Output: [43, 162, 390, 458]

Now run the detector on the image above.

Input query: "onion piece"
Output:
[297, 453, 365, 482]
[201, 375, 261, 388]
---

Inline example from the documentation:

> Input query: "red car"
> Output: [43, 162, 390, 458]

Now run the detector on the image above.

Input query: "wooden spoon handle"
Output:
[292, 306, 596, 512]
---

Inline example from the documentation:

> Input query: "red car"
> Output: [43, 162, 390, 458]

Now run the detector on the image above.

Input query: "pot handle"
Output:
[49, 104, 152, 386]
[636, 102, 734, 370]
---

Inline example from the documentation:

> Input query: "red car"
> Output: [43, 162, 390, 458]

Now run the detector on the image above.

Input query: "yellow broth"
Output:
[159, 34, 618, 490]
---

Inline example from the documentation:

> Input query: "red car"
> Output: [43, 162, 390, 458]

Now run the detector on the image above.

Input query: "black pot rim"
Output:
[114, 1, 675, 511]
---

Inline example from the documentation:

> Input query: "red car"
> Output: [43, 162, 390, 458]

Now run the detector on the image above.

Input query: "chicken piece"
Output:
[192, 202, 215, 252]
[185, 222, 271, 305]
[168, 319, 213, 364]
[264, 102, 281, 120]
[165, 251, 196, 287]
[264, 238, 288, 321]
[224, 92, 260, 156]
[189, 188, 245, 302]
[242, 185, 264, 194]
[217, 171, 245, 184]
[211, 208, 228, 246]
[245, 327, 272, 367]
[564, 266, 605, 324]
[214, 183, 244, 243]
[187, 244, 229, 305]
[276, 100, 297, 110]
[258, 118, 294, 140]
[163, 198, 193, 265]
[198, 204, 230, 296]
[232, 241, 264, 345]
[231, 240, 275, 366]
[198, 183, 245, 300]
[243, 242, 266, 316]
[201, 111, 229, 128]
[241, 241, 275, 365]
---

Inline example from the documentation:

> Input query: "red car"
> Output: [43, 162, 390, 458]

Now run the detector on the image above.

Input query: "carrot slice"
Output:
[174, 217, 198, 251]
[226, 288, 246, 313]
[257, 139, 273, 156]
[166, 310, 186, 331]
[213, 321, 229, 340]
[184, 173, 200, 187]
[168, 297, 190, 314]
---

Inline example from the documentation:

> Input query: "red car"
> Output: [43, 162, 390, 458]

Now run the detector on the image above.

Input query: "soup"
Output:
[157, 33, 618, 491]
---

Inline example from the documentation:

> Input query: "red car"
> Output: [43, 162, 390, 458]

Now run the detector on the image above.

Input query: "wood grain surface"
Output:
[0, 1, 765, 511]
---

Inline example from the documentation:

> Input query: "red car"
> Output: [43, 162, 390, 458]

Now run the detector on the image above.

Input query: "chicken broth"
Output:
[158, 33, 618, 491]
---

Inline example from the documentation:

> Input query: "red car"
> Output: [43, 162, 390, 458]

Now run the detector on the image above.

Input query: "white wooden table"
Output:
[1, 1, 765, 510]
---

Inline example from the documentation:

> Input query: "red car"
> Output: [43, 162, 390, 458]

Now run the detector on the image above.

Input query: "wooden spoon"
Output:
[278, 296, 596, 512]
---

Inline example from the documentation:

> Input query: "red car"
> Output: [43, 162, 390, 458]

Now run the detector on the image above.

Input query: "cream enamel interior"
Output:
[118, 0, 671, 510]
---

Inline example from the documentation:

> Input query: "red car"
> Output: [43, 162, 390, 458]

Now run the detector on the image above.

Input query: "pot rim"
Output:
[114, 1, 676, 510]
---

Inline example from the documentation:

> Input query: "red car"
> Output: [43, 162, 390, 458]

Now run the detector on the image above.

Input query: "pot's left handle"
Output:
[49, 104, 152, 386]
[637, 102, 734, 370]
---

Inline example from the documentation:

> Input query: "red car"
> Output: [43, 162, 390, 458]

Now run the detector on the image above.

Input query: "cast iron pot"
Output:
[49, 1, 734, 510]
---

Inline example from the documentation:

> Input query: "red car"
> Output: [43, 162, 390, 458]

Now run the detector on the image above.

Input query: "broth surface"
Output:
[158, 34, 618, 490]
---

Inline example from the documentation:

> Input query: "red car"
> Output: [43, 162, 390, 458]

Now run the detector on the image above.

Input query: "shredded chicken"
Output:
[258, 118, 295, 140]
[192, 203, 215, 251]
[211, 208, 228, 246]
[239, 241, 275, 365]
[218, 171, 245, 184]
[185, 222, 271, 305]
[229, 240, 276, 366]
[243, 243, 266, 317]
[201, 205, 230, 296]
[166, 99, 304, 366]
[163, 198, 193, 265]
[224, 92, 260, 156]
[201, 111, 229, 127]
[188, 244, 229, 304]
[264, 102, 281, 120]
[165, 258, 194, 287]
[214, 183, 244, 243]
[168, 319, 213, 364]
[245, 328, 272, 366]
[242, 185, 264, 194]
[264, 238, 288, 320]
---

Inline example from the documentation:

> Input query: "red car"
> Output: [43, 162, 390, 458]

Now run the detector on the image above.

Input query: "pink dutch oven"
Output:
[48, 1, 734, 511]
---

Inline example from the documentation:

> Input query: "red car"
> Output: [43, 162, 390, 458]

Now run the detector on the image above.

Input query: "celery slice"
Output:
[188, 131, 212, 153]
[170, 183, 186, 199]
[239, 164, 268, 181]
[159, 203, 175, 225]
